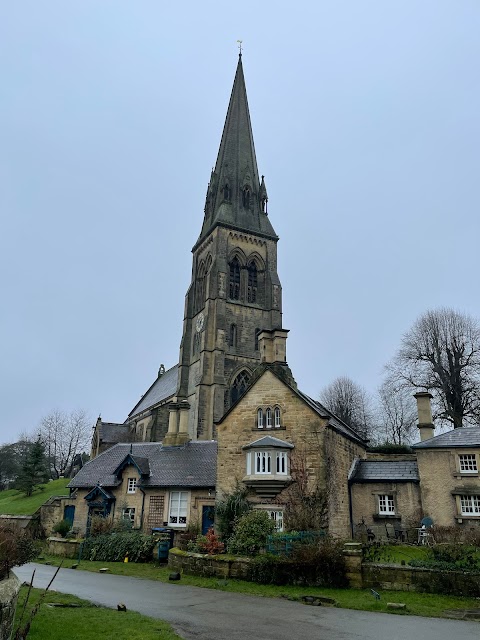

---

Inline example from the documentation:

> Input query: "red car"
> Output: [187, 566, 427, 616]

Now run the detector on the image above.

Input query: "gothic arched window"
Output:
[193, 332, 200, 356]
[229, 257, 241, 300]
[223, 183, 231, 201]
[247, 262, 258, 303]
[242, 186, 251, 209]
[274, 406, 281, 428]
[257, 408, 264, 429]
[229, 323, 237, 348]
[254, 328, 261, 351]
[196, 262, 206, 312]
[230, 370, 250, 405]
[266, 407, 272, 429]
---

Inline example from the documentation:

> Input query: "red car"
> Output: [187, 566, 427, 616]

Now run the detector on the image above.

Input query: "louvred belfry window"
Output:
[229, 258, 241, 300]
[247, 262, 258, 303]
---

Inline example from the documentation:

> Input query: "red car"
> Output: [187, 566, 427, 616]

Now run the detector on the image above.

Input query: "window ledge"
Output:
[373, 513, 400, 520]
[457, 516, 480, 522]
[243, 474, 291, 482]
[253, 426, 286, 431]
[453, 473, 479, 479]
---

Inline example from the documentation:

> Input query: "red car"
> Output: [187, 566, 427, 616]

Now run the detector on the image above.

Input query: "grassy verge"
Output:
[36, 554, 480, 619]
[14, 586, 182, 640]
[0, 478, 70, 515]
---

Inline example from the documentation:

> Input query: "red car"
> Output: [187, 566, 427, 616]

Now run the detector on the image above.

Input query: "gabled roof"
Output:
[128, 364, 178, 419]
[242, 435, 294, 450]
[217, 363, 367, 447]
[113, 453, 150, 477]
[350, 459, 419, 483]
[412, 426, 480, 449]
[84, 485, 115, 502]
[68, 441, 217, 490]
[99, 422, 129, 444]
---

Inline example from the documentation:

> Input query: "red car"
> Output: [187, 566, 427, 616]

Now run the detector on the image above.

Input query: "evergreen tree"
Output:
[17, 437, 49, 497]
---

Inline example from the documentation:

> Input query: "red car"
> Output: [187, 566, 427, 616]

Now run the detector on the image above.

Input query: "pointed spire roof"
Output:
[195, 55, 277, 248]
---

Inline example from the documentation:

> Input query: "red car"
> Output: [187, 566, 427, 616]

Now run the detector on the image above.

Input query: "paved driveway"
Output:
[14, 563, 479, 640]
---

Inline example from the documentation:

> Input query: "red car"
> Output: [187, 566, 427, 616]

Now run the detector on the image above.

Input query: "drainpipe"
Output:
[139, 487, 146, 531]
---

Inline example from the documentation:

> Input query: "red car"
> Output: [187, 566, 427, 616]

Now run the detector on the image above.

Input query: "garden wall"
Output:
[47, 537, 82, 559]
[168, 548, 250, 579]
[0, 572, 20, 640]
[169, 545, 480, 596]
[361, 563, 480, 596]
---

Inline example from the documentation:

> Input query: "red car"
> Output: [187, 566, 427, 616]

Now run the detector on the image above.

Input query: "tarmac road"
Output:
[14, 563, 479, 640]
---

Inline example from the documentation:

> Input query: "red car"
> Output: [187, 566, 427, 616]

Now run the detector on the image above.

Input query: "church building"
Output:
[92, 53, 283, 453]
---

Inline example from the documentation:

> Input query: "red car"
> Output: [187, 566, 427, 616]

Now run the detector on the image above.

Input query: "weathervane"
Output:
[237, 39, 243, 56]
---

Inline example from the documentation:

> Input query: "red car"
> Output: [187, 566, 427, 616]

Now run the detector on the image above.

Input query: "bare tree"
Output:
[388, 308, 480, 429]
[319, 376, 375, 440]
[377, 379, 417, 445]
[40, 409, 91, 478]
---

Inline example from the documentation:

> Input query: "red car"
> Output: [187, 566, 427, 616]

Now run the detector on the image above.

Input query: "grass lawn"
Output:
[14, 586, 181, 640]
[364, 544, 431, 564]
[36, 554, 480, 619]
[0, 478, 70, 515]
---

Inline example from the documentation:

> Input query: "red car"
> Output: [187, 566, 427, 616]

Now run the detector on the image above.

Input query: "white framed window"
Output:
[276, 452, 287, 475]
[127, 478, 137, 494]
[168, 491, 188, 527]
[255, 451, 271, 474]
[122, 507, 135, 525]
[274, 407, 281, 428]
[257, 408, 264, 429]
[266, 408, 272, 429]
[378, 494, 395, 515]
[268, 510, 284, 532]
[247, 450, 289, 476]
[459, 495, 480, 516]
[459, 454, 478, 474]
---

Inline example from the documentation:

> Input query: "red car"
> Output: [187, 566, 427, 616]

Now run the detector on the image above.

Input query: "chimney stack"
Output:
[258, 329, 289, 364]
[414, 392, 435, 441]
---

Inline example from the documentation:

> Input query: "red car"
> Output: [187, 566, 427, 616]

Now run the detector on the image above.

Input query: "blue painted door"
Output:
[202, 506, 215, 534]
[64, 505, 75, 526]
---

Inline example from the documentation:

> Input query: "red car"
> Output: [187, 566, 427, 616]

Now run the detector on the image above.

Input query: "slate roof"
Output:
[99, 422, 129, 444]
[243, 435, 295, 450]
[350, 460, 419, 483]
[412, 426, 480, 449]
[128, 364, 178, 419]
[296, 390, 366, 446]
[68, 441, 217, 490]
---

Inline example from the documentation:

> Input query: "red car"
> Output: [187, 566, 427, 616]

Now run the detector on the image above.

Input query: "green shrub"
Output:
[409, 544, 480, 573]
[52, 519, 71, 538]
[215, 484, 251, 540]
[248, 538, 347, 587]
[82, 531, 157, 563]
[227, 510, 275, 556]
[367, 443, 412, 454]
[0, 527, 37, 579]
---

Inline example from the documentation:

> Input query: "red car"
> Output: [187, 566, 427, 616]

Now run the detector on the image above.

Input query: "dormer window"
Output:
[243, 436, 294, 498]
[127, 478, 137, 494]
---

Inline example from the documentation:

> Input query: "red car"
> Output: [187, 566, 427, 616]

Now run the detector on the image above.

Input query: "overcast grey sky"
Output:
[1, 1, 479, 443]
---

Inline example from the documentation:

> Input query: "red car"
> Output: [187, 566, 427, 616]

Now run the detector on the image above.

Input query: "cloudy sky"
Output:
[1, 1, 479, 443]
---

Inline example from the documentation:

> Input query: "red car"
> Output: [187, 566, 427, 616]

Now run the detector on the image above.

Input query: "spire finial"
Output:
[237, 39, 243, 57]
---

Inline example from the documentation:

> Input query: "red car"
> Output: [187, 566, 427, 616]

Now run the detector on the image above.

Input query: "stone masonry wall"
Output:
[217, 369, 365, 536]
[0, 573, 20, 640]
[168, 548, 250, 580]
[416, 448, 480, 528]
[351, 481, 422, 540]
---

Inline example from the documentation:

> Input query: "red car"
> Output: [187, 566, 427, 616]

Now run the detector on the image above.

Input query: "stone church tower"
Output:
[167, 54, 283, 443]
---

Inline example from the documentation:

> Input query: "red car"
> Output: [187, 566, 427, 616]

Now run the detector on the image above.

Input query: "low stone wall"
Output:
[47, 537, 82, 559]
[362, 562, 480, 596]
[168, 548, 251, 579]
[0, 573, 20, 640]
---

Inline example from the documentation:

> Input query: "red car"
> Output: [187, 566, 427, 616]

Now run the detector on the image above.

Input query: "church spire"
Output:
[196, 55, 277, 247]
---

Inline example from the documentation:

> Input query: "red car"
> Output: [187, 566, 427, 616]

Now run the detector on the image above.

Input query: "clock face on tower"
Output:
[196, 312, 205, 333]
